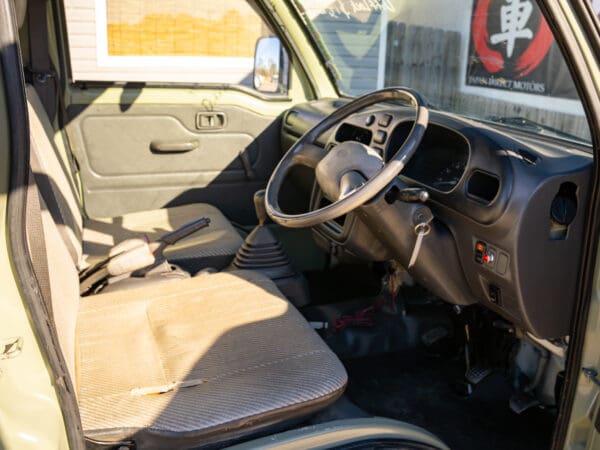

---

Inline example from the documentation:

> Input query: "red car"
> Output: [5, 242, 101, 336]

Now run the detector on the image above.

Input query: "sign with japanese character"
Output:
[466, 0, 577, 100]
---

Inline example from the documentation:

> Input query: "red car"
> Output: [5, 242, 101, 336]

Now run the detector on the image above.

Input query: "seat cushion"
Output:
[76, 270, 347, 449]
[83, 203, 244, 271]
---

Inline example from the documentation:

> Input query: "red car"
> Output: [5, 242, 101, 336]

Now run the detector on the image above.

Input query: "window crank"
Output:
[582, 367, 600, 388]
[408, 206, 434, 269]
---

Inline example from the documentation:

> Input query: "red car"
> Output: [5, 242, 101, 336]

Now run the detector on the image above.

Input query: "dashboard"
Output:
[281, 99, 593, 339]
[337, 119, 470, 193]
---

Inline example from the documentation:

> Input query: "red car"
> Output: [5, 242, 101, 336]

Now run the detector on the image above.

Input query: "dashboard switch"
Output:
[366, 115, 376, 126]
[497, 253, 509, 275]
[489, 284, 501, 304]
[373, 130, 387, 145]
[378, 114, 393, 127]
[475, 241, 486, 263]
[483, 249, 495, 265]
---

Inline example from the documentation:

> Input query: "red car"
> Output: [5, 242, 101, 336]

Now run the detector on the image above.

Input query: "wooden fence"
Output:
[383, 22, 590, 141]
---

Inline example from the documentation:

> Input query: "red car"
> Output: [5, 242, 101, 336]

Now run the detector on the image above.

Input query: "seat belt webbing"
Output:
[55, 82, 84, 210]
[26, 0, 84, 214]
[27, 0, 57, 122]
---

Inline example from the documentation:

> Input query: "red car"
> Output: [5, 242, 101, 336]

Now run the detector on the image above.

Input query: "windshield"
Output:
[292, 0, 591, 145]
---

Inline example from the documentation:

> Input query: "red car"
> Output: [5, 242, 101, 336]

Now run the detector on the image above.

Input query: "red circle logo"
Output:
[471, 0, 553, 78]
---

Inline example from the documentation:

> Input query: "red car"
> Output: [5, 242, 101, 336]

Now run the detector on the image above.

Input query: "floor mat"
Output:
[345, 352, 555, 450]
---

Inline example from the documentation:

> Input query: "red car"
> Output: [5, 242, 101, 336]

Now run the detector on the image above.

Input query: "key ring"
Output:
[414, 223, 431, 236]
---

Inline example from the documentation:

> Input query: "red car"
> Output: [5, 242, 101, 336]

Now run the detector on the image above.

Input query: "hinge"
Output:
[582, 367, 600, 388]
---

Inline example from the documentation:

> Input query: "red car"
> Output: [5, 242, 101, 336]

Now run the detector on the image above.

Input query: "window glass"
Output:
[65, 0, 271, 85]
[293, 0, 591, 144]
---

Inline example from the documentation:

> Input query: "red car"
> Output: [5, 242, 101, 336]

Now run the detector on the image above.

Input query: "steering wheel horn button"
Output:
[338, 171, 366, 200]
[315, 141, 383, 202]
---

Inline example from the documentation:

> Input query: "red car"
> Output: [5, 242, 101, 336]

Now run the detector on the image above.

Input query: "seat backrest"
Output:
[20, 0, 80, 398]
[26, 85, 83, 268]
[33, 193, 80, 390]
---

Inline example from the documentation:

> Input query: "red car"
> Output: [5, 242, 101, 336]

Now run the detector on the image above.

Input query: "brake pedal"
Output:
[465, 365, 493, 385]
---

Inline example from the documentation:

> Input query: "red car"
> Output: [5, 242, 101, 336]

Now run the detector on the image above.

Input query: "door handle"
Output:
[196, 112, 227, 129]
[150, 140, 199, 153]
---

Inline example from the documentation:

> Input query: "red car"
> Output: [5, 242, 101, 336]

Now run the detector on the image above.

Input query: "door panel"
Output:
[67, 96, 284, 224]
[81, 116, 253, 176]
[61, 0, 305, 224]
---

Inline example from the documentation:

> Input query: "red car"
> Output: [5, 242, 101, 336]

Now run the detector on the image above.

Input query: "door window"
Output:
[65, 0, 272, 85]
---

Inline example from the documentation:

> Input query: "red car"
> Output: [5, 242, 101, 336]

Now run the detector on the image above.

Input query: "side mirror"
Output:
[253, 36, 288, 94]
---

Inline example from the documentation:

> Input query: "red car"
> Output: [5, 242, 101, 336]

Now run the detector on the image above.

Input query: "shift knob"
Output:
[253, 189, 268, 226]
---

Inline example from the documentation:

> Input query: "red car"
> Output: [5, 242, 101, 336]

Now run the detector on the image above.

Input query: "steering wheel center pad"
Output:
[315, 141, 383, 201]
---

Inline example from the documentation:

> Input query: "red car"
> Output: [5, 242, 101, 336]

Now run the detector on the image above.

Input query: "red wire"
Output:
[333, 306, 376, 332]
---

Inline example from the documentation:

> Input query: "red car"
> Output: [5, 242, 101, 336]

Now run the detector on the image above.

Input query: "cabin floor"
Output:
[344, 351, 555, 450]
[301, 263, 556, 450]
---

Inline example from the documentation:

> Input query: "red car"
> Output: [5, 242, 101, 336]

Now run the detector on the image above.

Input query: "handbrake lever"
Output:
[80, 216, 211, 296]
[151, 217, 211, 261]
[159, 217, 211, 246]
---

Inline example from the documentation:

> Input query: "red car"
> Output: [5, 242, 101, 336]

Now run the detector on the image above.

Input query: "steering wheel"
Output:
[265, 87, 429, 228]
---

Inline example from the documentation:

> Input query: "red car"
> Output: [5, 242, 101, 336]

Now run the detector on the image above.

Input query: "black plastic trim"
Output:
[466, 170, 501, 205]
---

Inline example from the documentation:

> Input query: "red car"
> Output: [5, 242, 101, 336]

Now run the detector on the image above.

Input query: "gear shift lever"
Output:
[253, 189, 268, 226]
[230, 189, 310, 307]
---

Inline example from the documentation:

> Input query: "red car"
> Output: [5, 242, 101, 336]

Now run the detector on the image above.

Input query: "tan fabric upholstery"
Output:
[26, 84, 243, 271]
[39, 198, 80, 385]
[35, 181, 347, 449]
[27, 84, 347, 449]
[83, 203, 243, 270]
[27, 84, 84, 267]
[76, 271, 347, 447]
